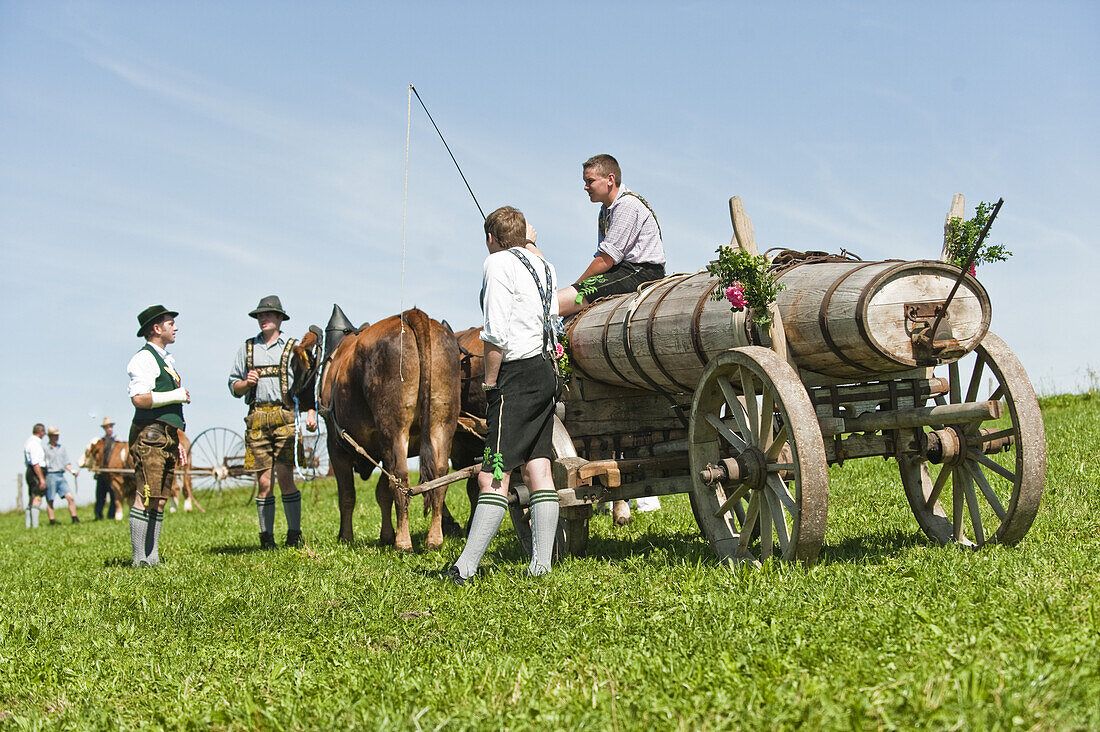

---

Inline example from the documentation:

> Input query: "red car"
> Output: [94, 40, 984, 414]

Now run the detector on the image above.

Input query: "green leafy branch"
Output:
[706, 246, 786, 329]
[945, 200, 1012, 273]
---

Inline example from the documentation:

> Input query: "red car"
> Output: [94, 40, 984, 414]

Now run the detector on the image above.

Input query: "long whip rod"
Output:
[409, 84, 486, 221]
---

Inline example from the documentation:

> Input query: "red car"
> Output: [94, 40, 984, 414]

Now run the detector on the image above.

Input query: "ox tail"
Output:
[404, 308, 437, 484]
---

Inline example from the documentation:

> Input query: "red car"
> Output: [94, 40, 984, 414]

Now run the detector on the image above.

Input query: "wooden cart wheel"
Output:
[188, 427, 250, 494]
[509, 414, 576, 562]
[899, 332, 1046, 547]
[689, 347, 829, 565]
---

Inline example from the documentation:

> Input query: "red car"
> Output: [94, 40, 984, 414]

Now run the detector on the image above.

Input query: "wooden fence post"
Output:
[16, 473, 24, 511]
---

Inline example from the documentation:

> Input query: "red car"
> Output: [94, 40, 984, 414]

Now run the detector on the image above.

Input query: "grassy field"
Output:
[1, 393, 1098, 730]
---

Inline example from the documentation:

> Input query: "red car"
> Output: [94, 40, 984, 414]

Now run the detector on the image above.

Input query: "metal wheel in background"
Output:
[188, 427, 250, 493]
[297, 419, 330, 480]
[899, 332, 1046, 547]
[689, 347, 830, 566]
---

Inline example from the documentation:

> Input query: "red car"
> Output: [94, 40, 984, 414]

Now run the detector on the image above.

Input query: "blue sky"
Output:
[1, 2, 1097, 511]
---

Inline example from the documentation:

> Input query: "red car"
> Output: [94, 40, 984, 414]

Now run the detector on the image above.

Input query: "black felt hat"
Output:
[136, 305, 179, 337]
[249, 295, 290, 321]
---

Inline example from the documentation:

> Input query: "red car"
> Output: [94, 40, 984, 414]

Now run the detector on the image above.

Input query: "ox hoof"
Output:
[337, 532, 354, 545]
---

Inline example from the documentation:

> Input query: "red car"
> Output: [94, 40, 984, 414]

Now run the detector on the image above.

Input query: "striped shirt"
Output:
[595, 187, 665, 265]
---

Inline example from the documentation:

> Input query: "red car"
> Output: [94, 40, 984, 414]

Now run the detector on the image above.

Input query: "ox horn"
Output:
[325, 304, 355, 361]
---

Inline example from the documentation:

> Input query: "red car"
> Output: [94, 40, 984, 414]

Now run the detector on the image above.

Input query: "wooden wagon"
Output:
[421, 194, 1045, 566]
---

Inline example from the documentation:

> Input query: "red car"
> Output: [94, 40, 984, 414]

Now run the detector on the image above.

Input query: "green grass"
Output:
[2, 394, 1098, 730]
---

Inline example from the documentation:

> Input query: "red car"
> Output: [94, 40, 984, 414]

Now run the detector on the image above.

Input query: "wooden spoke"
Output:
[766, 486, 791, 551]
[981, 427, 1016, 444]
[965, 462, 1008, 521]
[740, 369, 760, 445]
[758, 389, 774, 450]
[951, 468, 966, 540]
[934, 394, 947, 407]
[759, 490, 774, 561]
[989, 384, 1005, 402]
[738, 491, 761, 553]
[949, 361, 961, 404]
[767, 463, 795, 472]
[717, 376, 752, 439]
[925, 464, 952, 510]
[767, 474, 799, 521]
[966, 353, 987, 404]
[705, 412, 748, 450]
[714, 483, 750, 518]
[969, 450, 1017, 484]
[765, 425, 789, 462]
[960, 467, 986, 545]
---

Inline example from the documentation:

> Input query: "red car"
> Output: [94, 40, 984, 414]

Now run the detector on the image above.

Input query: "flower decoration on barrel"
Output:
[944, 200, 1012, 276]
[707, 246, 785, 329]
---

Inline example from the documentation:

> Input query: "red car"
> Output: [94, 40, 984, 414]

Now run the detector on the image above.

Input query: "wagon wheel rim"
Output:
[187, 427, 250, 497]
[899, 332, 1046, 547]
[689, 347, 829, 566]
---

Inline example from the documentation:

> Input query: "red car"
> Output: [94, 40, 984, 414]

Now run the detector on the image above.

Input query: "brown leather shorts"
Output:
[243, 405, 297, 472]
[129, 421, 179, 505]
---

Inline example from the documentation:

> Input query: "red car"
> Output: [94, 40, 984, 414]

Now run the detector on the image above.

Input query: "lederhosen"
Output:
[573, 191, 666, 303]
[25, 460, 45, 498]
[481, 250, 561, 476]
[242, 337, 299, 472]
[130, 344, 184, 506]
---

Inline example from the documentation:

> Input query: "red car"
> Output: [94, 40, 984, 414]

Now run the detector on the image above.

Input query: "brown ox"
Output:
[450, 326, 634, 527]
[80, 431, 198, 518]
[306, 308, 460, 550]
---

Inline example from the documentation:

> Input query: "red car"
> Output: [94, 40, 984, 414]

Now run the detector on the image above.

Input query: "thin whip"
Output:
[410, 84, 486, 221]
[400, 85, 412, 381]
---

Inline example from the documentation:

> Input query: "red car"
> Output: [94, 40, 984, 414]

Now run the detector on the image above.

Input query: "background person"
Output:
[229, 295, 317, 549]
[43, 426, 80, 524]
[94, 417, 119, 520]
[557, 154, 666, 318]
[23, 423, 47, 528]
[127, 305, 189, 568]
[449, 206, 561, 583]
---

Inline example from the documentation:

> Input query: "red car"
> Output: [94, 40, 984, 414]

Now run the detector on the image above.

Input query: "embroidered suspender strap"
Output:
[245, 337, 298, 405]
[508, 248, 555, 355]
[599, 191, 662, 240]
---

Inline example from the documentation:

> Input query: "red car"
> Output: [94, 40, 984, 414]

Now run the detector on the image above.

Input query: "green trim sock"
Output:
[282, 490, 302, 532]
[31, 506, 39, 528]
[145, 510, 164, 566]
[528, 490, 560, 576]
[129, 507, 149, 566]
[453, 492, 509, 580]
[256, 495, 276, 534]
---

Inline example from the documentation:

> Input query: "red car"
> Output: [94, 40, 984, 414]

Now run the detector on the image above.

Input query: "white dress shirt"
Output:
[24, 434, 45, 468]
[481, 247, 558, 362]
[127, 342, 179, 397]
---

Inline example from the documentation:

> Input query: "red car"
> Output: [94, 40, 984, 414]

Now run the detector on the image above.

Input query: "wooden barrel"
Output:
[565, 260, 990, 389]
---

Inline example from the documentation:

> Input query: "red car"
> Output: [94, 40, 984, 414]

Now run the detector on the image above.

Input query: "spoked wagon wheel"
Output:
[899, 332, 1046, 547]
[508, 415, 573, 562]
[188, 427, 250, 497]
[689, 347, 829, 566]
[296, 419, 330, 480]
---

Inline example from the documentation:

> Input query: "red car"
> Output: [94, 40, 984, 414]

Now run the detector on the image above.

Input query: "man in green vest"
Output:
[229, 295, 317, 549]
[126, 305, 190, 568]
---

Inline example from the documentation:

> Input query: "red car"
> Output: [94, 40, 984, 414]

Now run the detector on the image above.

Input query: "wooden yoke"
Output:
[728, 196, 795, 371]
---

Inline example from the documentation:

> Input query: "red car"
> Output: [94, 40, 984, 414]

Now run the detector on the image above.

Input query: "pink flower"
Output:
[725, 283, 747, 309]
[555, 343, 565, 359]
[967, 264, 977, 276]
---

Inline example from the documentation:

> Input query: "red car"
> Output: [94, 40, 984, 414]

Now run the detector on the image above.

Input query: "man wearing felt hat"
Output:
[126, 304, 189, 567]
[229, 295, 317, 549]
[93, 417, 119, 521]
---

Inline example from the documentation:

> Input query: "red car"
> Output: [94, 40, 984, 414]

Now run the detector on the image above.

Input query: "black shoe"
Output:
[49, 519, 58, 526]
[285, 530, 303, 548]
[446, 565, 467, 586]
[71, 516, 80, 524]
[259, 532, 277, 550]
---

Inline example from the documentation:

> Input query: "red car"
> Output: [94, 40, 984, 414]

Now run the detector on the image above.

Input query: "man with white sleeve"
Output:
[126, 305, 190, 568]
[448, 206, 562, 583]
[23, 423, 47, 528]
